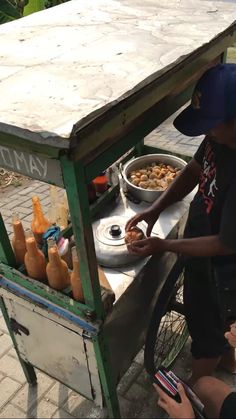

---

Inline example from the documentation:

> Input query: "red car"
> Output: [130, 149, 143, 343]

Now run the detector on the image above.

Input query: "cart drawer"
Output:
[1, 290, 102, 405]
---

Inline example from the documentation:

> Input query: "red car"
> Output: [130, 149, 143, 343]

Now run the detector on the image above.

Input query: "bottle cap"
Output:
[25, 229, 34, 240]
[58, 237, 69, 256]
[12, 212, 20, 222]
[47, 237, 57, 249]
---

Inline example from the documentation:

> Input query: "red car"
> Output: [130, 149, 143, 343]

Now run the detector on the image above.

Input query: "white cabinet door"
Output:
[3, 294, 102, 404]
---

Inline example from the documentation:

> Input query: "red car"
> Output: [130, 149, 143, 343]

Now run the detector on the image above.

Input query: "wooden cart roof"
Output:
[0, 0, 236, 151]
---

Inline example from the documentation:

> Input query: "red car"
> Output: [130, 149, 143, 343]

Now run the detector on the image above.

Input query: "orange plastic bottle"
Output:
[31, 196, 50, 244]
[46, 238, 70, 291]
[11, 213, 27, 266]
[70, 247, 84, 302]
[24, 230, 47, 282]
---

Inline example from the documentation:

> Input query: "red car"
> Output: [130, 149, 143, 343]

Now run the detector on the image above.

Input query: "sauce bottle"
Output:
[70, 246, 84, 302]
[92, 172, 108, 194]
[24, 229, 47, 282]
[31, 196, 50, 244]
[46, 238, 70, 291]
[98, 265, 113, 293]
[11, 213, 27, 266]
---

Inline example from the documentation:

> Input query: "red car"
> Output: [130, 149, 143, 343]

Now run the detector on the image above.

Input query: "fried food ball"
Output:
[139, 181, 149, 189]
[167, 165, 175, 173]
[140, 174, 148, 181]
[125, 226, 144, 244]
[131, 178, 140, 186]
[149, 172, 158, 180]
[148, 181, 157, 190]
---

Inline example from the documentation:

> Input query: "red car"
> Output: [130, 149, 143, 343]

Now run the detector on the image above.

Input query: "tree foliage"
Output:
[0, 0, 70, 23]
[0, 0, 22, 24]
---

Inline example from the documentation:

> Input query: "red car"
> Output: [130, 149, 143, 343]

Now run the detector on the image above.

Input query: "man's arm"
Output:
[164, 235, 235, 257]
[128, 235, 235, 258]
[148, 158, 201, 214]
[126, 158, 201, 235]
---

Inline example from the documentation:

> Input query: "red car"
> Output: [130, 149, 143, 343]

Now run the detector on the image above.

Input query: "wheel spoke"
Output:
[152, 273, 188, 368]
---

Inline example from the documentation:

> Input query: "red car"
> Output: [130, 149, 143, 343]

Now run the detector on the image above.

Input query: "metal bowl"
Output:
[122, 154, 187, 203]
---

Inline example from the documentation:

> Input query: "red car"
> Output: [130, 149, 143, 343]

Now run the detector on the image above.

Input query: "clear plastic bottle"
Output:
[12, 213, 27, 266]
[46, 238, 70, 291]
[48, 185, 60, 225]
[70, 247, 84, 302]
[57, 202, 69, 230]
[31, 196, 50, 244]
[24, 229, 47, 282]
[48, 187, 69, 229]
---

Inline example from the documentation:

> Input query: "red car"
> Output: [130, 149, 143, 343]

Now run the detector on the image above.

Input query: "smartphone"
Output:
[153, 366, 181, 403]
[168, 370, 205, 416]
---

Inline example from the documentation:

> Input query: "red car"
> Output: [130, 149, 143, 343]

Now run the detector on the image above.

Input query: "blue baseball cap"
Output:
[173, 64, 236, 136]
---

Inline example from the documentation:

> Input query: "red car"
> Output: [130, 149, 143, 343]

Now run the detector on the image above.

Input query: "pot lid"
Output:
[93, 215, 145, 268]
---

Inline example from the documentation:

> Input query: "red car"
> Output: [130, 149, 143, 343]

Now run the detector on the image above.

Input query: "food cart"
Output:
[0, 0, 236, 417]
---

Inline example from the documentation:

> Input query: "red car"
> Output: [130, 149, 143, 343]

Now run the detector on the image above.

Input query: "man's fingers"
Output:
[153, 383, 171, 404]
[131, 239, 149, 247]
[153, 383, 167, 399]
[157, 397, 168, 411]
[127, 244, 148, 255]
[127, 240, 148, 252]
[125, 220, 135, 232]
[225, 331, 236, 348]
[125, 216, 141, 232]
[225, 331, 230, 340]
[230, 323, 236, 336]
[153, 384, 167, 409]
[177, 383, 187, 401]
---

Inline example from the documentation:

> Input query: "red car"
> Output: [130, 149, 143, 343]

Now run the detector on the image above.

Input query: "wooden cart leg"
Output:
[0, 298, 37, 385]
[94, 333, 121, 419]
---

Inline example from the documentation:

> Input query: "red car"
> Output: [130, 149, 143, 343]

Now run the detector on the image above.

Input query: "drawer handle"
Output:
[10, 318, 30, 336]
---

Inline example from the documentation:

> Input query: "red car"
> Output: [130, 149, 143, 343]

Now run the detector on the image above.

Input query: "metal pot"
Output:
[122, 154, 187, 203]
[93, 215, 146, 267]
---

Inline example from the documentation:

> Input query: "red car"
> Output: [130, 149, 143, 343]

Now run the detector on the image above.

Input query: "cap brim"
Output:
[173, 105, 224, 136]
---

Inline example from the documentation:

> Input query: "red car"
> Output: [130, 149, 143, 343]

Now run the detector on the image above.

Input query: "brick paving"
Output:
[0, 119, 235, 418]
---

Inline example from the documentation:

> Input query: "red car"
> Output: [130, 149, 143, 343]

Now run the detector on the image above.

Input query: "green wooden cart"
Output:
[0, 1, 236, 417]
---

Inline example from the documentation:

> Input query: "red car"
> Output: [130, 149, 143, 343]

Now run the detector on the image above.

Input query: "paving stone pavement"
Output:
[0, 118, 235, 418]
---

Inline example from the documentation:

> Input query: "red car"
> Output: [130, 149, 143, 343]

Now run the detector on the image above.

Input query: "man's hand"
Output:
[154, 383, 195, 419]
[225, 322, 236, 348]
[125, 208, 159, 237]
[127, 237, 166, 257]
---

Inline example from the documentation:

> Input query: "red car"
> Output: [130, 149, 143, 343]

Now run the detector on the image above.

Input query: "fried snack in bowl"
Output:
[128, 162, 180, 191]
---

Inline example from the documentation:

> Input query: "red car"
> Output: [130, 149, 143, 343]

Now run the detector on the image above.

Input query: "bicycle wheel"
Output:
[144, 258, 188, 375]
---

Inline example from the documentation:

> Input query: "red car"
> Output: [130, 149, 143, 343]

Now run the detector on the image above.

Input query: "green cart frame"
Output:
[0, 6, 236, 417]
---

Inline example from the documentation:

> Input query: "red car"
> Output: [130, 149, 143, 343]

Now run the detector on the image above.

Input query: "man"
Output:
[126, 64, 236, 383]
[154, 323, 236, 418]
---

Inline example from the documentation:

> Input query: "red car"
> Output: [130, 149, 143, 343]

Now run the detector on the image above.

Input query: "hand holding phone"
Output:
[153, 367, 181, 403]
[154, 381, 196, 419]
[153, 367, 205, 418]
